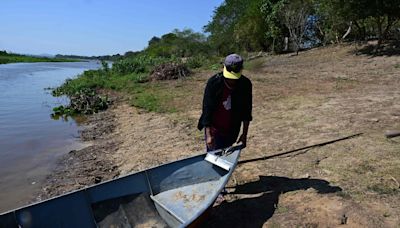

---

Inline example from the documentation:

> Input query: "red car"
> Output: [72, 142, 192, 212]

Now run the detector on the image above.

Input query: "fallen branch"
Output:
[239, 133, 363, 165]
[389, 175, 400, 189]
[385, 130, 400, 139]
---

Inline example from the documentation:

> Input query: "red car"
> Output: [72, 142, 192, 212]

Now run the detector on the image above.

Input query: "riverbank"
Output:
[38, 44, 400, 227]
[0, 51, 80, 64]
[37, 104, 119, 200]
[36, 89, 205, 200]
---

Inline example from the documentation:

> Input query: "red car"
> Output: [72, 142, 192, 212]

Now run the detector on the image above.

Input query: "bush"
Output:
[52, 70, 107, 96]
[186, 55, 207, 68]
[52, 88, 110, 117]
[111, 54, 179, 75]
[112, 59, 146, 74]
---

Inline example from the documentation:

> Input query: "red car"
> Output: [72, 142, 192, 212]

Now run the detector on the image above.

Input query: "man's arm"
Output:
[237, 78, 252, 148]
[203, 78, 215, 150]
[237, 121, 250, 147]
[200, 77, 217, 129]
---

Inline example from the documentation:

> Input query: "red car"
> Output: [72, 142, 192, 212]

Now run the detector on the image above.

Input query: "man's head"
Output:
[223, 54, 243, 80]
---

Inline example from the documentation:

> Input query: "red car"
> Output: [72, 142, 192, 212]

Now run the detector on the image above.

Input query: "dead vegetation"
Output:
[149, 63, 191, 81]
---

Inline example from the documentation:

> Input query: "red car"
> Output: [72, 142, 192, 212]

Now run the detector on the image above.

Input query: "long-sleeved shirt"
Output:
[198, 72, 252, 141]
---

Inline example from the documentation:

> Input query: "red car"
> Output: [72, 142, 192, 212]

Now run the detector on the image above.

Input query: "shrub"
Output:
[52, 88, 110, 117]
[186, 55, 207, 68]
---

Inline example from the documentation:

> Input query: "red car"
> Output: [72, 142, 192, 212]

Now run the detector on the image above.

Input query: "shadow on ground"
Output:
[355, 40, 400, 56]
[204, 175, 342, 228]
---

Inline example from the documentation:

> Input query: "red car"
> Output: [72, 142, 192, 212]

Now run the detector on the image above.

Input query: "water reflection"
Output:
[0, 61, 100, 212]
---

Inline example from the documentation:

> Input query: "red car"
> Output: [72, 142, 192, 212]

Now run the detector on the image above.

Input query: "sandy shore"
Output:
[37, 99, 204, 201]
[37, 45, 400, 227]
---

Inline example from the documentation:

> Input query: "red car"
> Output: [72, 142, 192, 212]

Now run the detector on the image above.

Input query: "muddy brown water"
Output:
[0, 61, 101, 213]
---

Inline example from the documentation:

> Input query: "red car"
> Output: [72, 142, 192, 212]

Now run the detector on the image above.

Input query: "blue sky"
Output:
[0, 0, 224, 56]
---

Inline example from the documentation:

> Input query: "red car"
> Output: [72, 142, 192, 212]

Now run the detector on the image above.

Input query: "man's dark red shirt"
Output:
[211, 83, 233, 137]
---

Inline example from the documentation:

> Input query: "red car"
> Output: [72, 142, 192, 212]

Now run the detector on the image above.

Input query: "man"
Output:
[198, 54, 252, 151]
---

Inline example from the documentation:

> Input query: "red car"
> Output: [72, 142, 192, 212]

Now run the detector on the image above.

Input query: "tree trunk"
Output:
[335, 32, 339, 43]
[316, 23, 326, 45]
[342, 21, 353, 40]
[283, 37, 289, 51]
[382, 16, 396, 41]
[376, 16, 384, 52]
[272, 38, 276, 54]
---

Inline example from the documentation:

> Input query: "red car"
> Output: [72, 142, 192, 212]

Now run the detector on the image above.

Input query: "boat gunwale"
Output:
[0, 150, 208, 216]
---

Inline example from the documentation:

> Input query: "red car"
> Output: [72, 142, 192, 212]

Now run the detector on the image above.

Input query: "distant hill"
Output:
[55, 54, 122, 61]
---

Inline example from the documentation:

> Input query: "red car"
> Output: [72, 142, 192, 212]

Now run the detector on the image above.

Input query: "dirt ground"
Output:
[39, 44, 400, 227]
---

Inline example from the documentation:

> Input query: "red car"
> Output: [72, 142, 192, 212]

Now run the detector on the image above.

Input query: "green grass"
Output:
[367, 183, 398, 195]
[275, 205, 289, 214]
[336, 190, 352, 199]
[53, 53, 222, 114]
[383, 212, 391, 218]
[244, 57, 266, 71]
[130, 91, 176, 113]
[0, 52, 79, 64]
[54, 67, 178, 113]
[128, 82, 177, 113]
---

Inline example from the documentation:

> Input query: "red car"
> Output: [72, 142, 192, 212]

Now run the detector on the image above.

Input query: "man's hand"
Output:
[206, 127, 215, 150]
[237, 133, 247, 148]
[206, 135, 215, 150]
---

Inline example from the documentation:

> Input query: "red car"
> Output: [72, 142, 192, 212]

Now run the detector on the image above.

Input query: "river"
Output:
[0, 61, 101, 213]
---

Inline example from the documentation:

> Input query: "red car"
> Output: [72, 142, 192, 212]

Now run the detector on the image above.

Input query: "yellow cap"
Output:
[223, 65, 241, 79]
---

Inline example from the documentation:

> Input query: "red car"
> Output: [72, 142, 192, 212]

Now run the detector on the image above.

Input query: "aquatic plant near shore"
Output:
[52, 88, 110, 117]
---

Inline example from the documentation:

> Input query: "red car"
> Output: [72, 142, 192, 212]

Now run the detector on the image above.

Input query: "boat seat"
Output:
[150, 180, 222, 225]
[150, 195, 186, 224]
[92, 193, 168, 227]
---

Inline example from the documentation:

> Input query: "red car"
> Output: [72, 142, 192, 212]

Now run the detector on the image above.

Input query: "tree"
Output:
[233, 0, 269, 52]
[261, 0, 287, 53]
[280, 0, 313, 54]
[204, 0, 270, 55]
[314, 0, 400, 47]
[351, 0, 400, 48]
[148, 36, 161, 46]
[145, 29, 210, 57]
[204, 0, 249, 55]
